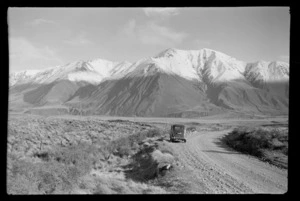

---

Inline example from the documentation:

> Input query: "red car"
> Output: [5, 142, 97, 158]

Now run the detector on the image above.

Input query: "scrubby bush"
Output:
[7, 141, 108, 194]
[39, 143, 102, 176]
[7, 123, 169, 194]
[7, 158, 78, 194]
[155, 141, 177, 158]
[109, 127, 164, 158]
[145, 128, 162, 138]
[110, 138, 133, 158]
[123, 138, 176, 183]
[92, 173, 167, 194]
[186, 126, 197, 132]
[223, 126, 288, 168]
[124, 146, 159, 182]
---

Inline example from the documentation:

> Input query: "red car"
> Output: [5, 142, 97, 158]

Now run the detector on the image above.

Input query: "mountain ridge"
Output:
[10, 48, 289, 86]
[9, 48, 289, 117]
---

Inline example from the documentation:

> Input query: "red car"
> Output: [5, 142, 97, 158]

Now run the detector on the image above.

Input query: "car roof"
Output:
[172, 124, 185, 127]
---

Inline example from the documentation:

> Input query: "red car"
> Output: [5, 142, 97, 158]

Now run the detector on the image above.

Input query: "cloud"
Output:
[194, 39, 211, 48]
[28, 18, 57, 26]
[63, 32, 92, 46]
[123, 19, 136, 36]
[122, 19, 188, 46]
[9, 37, 64, 71]
[143, 8, 181, 18]
[138, 22, 188, 45]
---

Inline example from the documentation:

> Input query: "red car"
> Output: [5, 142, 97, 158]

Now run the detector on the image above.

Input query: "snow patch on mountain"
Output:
[9, 47, 289, 116]
[149, 48, 248, 83]
[152, 49, 199, 80]
[68, 71, 104, 84]
[9, 59, 135, 86]
[9, 48, 289, 88]
[9, 69, 42, 86]
[245, 61, 289, 83]
[87, 59, 119, 77]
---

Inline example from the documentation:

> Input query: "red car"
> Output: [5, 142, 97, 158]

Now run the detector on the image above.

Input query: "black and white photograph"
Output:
[7, 7, 289, 194]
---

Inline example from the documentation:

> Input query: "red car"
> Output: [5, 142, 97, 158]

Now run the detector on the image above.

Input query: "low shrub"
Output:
[47, 143, 101, 175]
[7, 141, 108, 194]
[7, 158, 78, 194]
[92, 173, 166, 194]
[145, 128, 162, 138]
[123, 139, 176, 183]
[7, 124, 168, 194]
[186, 126, 197, 132]
[124, 146, 159, 182]
[223, 126, 288, 168]
[109, 127, 164, 158]
[155, 141, 177, 159]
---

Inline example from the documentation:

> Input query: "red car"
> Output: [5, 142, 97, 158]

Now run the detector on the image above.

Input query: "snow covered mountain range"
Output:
[9, 48, 289, 117]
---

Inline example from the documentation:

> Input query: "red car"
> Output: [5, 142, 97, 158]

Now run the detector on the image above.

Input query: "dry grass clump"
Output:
[135, 141, 192, 194]
[123, 139, 176, 183]
[186, 126, 197, 132]
[109, 127, 165, 158]
[8, 115, 152, 159]
[7, 116, 170, 194]
[155, 141, 176, 155]
[7, 152, 167, 194]
[91, 172, 166, 194]
[7, 158, 79, 194]
[7, 142, 104, 194]
[7, 135, 127, 194]
[223, 126, 288, 168]
[151, 150, 175, 174]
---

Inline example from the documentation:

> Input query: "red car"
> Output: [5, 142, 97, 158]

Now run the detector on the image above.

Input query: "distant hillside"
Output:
[9, 48, 289, 117]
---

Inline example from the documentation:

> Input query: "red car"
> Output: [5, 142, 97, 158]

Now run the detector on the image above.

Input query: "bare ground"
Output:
[7, 114, 288, 194]
[166, 128, 287, 194]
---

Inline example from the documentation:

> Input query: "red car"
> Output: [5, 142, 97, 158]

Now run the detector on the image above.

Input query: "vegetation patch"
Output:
[123, 143, 175, 182]
[7, 116, 171, 194]
[186, 126, 197, 132]
[109, 127, 165, 158]
[7, 142, 105, 194]
[222, 126, 288, 168]
[120, 136, 192, 194]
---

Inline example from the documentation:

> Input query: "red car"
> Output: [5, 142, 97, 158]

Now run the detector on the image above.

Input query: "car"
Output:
[170, 124, 187, 143]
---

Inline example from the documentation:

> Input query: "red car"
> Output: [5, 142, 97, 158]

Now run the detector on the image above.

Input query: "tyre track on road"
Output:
[168, 129, 287, 194]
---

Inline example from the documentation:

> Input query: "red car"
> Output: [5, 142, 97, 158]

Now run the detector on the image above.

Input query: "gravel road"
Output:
[168, 129, 288, 194]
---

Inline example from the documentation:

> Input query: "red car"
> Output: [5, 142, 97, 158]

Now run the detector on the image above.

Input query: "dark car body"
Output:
[170, 124, 186, 142]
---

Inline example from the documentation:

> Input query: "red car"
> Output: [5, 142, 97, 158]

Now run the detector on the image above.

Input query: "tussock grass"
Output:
[155, 141, 178, 160]
[124, 147, 171, 182]
[123, 139, 177, 183]
[7, 142, 104, 194]
[7, 122, 169, 194]
[92, 172, 166, 194]
[7, 159, 79, 194]
[223, 126, 288, 168]
[110, 127, 164, 158]
[186, 126, 197, 132]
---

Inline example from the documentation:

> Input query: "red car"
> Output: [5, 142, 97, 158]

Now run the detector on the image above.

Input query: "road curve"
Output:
[168, 129, 288, 194]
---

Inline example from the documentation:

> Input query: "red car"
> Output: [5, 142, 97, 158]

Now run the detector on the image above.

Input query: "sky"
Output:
[8, 7, 290, 72]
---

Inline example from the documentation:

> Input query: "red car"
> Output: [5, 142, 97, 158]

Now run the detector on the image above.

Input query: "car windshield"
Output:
[174, 126, 184, 132]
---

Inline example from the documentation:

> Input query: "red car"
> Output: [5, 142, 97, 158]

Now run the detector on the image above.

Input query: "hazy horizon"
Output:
[8, 7, 290, 73]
